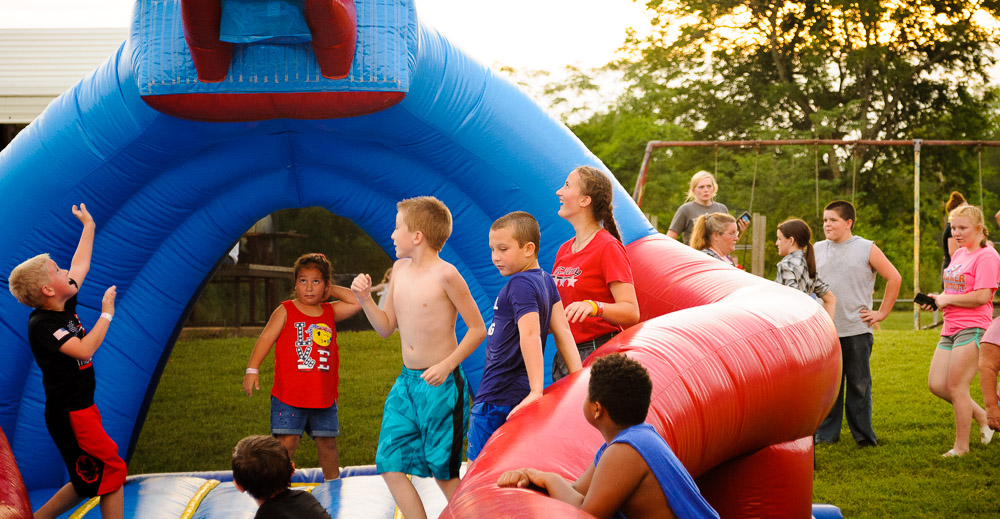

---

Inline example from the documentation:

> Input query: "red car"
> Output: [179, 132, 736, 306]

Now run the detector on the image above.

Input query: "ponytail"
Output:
[777, 218, 817, 278]
[803, 242, 817, 279]
[690, 212, 734, 251]
[689, 214, 709, 250]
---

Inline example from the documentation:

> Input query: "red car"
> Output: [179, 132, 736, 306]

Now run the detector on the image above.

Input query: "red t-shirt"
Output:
[552, 229, 634, 343]
[272, 300, 339, 408]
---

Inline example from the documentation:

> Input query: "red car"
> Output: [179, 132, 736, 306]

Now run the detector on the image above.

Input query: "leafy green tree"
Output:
[553, 0, 1000, 296]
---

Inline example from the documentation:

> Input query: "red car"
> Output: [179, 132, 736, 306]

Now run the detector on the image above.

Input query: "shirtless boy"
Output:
[352, 196, 487, 519]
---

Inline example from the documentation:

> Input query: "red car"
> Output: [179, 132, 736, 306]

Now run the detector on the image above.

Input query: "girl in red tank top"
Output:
[241, 253, 362, 480]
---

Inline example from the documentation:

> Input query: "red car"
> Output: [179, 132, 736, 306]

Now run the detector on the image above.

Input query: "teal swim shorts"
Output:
[375, 366, 469, 480]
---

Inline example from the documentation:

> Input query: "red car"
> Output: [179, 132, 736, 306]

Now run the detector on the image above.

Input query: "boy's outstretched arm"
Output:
[242, 305, 286, 396]
[508, 311, 544, 418]
[422, 266, 487, 386]
[59, 286, 116, 361]
[328, 284, 363, 321]
[550, 301, 582, 374]
[68, 203, 96, 287]
[497, 467, 586, 508]
[351, 273, 397, 337]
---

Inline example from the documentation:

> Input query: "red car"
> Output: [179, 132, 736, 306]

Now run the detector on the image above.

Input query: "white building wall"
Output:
[0, 28, 127, 123]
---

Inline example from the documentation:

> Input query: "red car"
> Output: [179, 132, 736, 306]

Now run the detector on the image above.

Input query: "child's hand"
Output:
[564, 301, 595, 323]
[497, 468, 544, 489]
[243, 373, 259, 396]
[421, 360, 451, 387]
[72, 203, 95, 227]
[351, 274, 372, 303]
[101, 286, 116, 316]
[508, 391, 542, 419]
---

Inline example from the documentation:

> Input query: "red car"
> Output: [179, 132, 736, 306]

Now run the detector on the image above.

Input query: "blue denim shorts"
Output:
[466, 401, 514, 461]
[270, 395, 339, 437]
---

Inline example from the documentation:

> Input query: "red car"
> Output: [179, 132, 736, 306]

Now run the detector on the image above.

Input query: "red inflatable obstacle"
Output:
[0, 426, 32, 518]
[445, 234, 841, 518]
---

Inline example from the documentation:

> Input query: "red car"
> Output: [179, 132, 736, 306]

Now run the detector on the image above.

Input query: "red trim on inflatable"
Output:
[443, 234, 841, 518]
[304, 0, 358, 80]
[180, 0, 233, 83]
[140, 91, 406, 122]
[0, 426, 32, 517]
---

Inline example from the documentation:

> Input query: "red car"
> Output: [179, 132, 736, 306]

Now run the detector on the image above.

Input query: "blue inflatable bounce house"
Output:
[0, 1, 844, 517]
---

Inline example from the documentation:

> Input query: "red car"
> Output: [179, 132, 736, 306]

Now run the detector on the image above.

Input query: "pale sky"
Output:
[0, 0, 651, 70]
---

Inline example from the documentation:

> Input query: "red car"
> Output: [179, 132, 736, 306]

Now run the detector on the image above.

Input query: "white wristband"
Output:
[246, 368, 259, 375]
[100, 312, 113, 322]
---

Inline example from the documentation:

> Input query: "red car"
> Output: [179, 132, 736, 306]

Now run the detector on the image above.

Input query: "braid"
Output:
[574, 166, 623, 243]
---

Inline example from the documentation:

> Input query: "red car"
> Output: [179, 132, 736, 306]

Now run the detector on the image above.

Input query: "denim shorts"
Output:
[270, 395, 339, 437]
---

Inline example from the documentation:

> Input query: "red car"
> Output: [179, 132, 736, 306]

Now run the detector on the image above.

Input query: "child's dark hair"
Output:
[491, 211, 540, 255]
[777, 218, 818, 278]
[232, 435, 293, 500]
[293, 253, 333, 282]
[290, 253, 333, 300]
[587, 354, 652, 426]
[824, 200, 856, 229]
[574, 166, 622, 243]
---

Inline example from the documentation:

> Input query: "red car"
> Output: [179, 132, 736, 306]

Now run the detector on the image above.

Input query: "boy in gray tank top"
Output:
[813, 201, 901, 447]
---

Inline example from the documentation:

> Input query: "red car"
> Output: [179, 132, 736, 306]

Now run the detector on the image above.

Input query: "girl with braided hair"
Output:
[550, 166, 639, 381]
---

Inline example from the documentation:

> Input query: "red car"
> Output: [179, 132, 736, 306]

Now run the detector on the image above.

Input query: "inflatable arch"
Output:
[0, 1, 840, 517]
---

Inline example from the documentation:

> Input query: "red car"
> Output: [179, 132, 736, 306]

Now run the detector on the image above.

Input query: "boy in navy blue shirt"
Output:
[467, 211, 581, 461]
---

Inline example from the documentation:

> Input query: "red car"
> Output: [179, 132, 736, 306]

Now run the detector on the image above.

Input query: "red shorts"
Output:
[45, 404, 126, 497]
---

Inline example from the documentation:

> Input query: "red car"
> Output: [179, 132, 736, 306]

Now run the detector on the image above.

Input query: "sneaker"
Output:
[981, 424, 995, 445]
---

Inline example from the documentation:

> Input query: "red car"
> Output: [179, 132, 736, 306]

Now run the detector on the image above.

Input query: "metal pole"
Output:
[913, 140, 922, 331]
[632, 143, 655, 206]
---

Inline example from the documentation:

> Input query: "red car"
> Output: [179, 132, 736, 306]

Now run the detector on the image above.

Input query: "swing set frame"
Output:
[632, 139, 1000, 330]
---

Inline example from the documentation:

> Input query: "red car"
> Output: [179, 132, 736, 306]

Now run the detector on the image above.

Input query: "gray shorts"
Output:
[937, 327, 985, 351]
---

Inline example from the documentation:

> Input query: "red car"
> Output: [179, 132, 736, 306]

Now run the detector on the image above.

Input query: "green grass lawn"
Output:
[129, 329, 401, 473]
[130, 312, 998, 517]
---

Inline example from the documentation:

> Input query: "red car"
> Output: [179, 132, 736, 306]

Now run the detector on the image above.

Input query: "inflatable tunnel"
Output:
[0, 1, 840, 517]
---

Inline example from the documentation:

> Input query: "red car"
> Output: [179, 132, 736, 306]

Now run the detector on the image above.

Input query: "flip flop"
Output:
[981, 424, 995, 445]
[942, 449, 966, 458]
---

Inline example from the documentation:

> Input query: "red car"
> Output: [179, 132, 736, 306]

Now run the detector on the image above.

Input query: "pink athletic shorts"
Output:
[984, 317, 1000, 346]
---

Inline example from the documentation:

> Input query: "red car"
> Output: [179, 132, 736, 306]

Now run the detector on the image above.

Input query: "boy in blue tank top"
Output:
[497, 354, 719, 519]
[467, 212, 581, 461]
